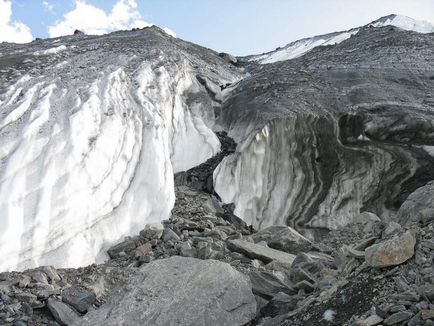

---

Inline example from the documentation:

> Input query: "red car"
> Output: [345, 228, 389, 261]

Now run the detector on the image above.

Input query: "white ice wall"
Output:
[0, 58, 222, 271]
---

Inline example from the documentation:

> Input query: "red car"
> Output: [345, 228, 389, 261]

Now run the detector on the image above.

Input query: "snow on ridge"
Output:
[251, 15, 434, 64]
[373, 15, 434, 34]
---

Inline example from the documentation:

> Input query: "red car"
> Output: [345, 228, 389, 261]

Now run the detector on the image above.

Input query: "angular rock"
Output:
[295, 280, 315, 292]
[134, 243, 152, 259]
[62, 287, 96, 313]
[227, 239, 296, 265]
[265, 261, 292, 279]
[74, 256, 256, 326]
[397, 181, 434, 225]
[162, 228, 180, 242]
[251, 226, 312, 254]
[383, 311, 413, 325]
[47, 298, 80, 326]
[357, 314, 383, 326]
[382, 222, 402, 238]
[179, 242, 197, 257]
[107, 238, 137, 259]
[365, 230, 416, 267]
[139, 223, 164, 240]
[260, 292, 297, 317]
[41, 266, 61, 283]
[249, 271, 296, 299]
[421, 310, 434, 320]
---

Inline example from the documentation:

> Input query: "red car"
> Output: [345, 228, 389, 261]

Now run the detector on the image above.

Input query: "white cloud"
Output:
[0, 0, 33, 43]
[48, 0, 150, 37]
[42, 0, 54, 13]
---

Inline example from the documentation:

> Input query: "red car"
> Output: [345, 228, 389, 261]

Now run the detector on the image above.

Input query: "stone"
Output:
[421, 310, 434, 320]
[17, 275, 31, 288]
[251, 226, 312, 254]
[383, 311, 413, 325]
[179, 242, 197, 257]
[353, 237, 378, 251]
[420, 284, 434, 301]
[162, 228, 180, 242]
[249, 271, 295, 299]
[134, 243, 152, 259]
[30, 271, 48, 284]
[62, 287, 96, 313]
[347, 246, 365, 259]
[73, 29, 84, 35]
[408, 313, 421, 326]
[295, 280, 315, 292]
[397, 181, 434, 226]
[260, 292, 297, 317]
[197, 241, 212, 259]
[47, 298, 80, 326]
[265, 261, 292, 279]
[41, 266, 61, 283]
[107, 238, 137, 259]
[74, 257, 256, 326]
[382, 222, 402, 238]
[357, 314, 383, 326]
[14, 292, 37, 303]
[365, 230, 416, 267]
[227, 239, 296, 265]
[140, 223, 164, 240]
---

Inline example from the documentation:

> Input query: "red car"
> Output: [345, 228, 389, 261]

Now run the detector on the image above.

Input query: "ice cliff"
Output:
[0, 27, 240, 271]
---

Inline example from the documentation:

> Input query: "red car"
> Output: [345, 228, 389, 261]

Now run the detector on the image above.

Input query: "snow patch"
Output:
[34, 45, 68, 56]
[251, 15, 434, 64]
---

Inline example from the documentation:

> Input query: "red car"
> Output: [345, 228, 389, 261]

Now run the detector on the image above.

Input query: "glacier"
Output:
[214, 25, 434, 236]
[0, 27, 240, 271]
[249, 14, 434, 64]
[1, 16, 434, 272]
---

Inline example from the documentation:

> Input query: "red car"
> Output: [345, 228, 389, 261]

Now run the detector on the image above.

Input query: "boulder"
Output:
[162, 228, 180, 242]
[249, 271, 296, 299]
[397, 181, 434, 225]
[62, 287, 96, 313]
[107, 238, 136, 259]
[74, 256, 256, 326]
[139, 223, 164, 240]
[251, 226, 312, 254]
[227, 239, 296, 265]
[383, 311, 413, 325]
[48, 298, 80, 326]
[259, 292, 297, 317]
[365, 230, 416, 268]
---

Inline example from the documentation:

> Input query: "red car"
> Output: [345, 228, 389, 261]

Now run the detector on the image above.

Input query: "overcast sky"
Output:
[1, 0, 434, 55]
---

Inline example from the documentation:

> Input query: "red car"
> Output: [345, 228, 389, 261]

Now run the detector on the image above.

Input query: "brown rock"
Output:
[365, 230, 416, 268]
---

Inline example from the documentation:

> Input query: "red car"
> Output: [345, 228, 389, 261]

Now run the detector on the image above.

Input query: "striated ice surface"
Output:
[215, 26, 434, 234]
[0, 27, 239, 271]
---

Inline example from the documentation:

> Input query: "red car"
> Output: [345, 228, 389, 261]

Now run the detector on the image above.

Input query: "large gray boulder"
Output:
[397, 181, 434, 226]
[251, 225, 312, 254]
[74, 256, 256, 326]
